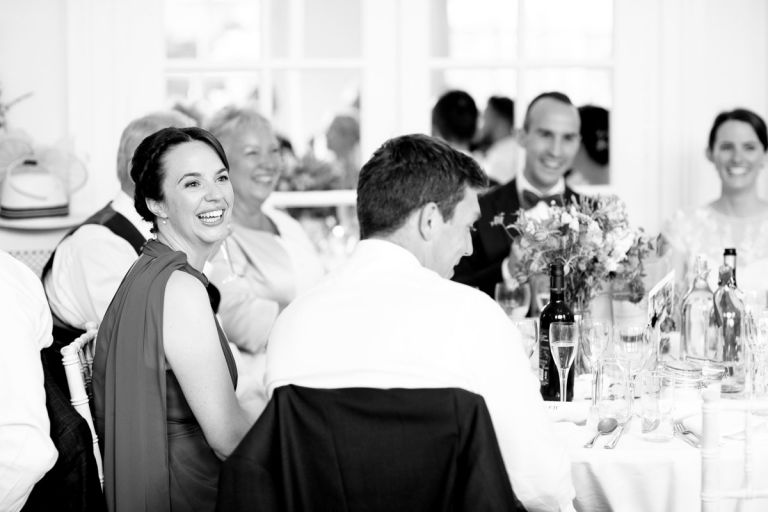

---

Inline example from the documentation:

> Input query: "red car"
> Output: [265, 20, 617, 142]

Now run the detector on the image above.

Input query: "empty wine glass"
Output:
[615, 324, 654, 411]
[494, 282, 531, 320]
[550, 321, 579, 403]
[512, 319, 538, 371]
[580, 321, 611, 404]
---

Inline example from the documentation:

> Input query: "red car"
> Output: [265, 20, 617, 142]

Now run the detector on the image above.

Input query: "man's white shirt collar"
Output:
[111, 190, 154, 240]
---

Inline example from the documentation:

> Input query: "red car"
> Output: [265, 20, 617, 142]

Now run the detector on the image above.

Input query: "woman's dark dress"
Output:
[93, 240, 237, 512]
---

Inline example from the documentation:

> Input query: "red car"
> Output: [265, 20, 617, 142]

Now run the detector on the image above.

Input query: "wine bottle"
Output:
[723, 248, 737, 289]
[539, 262, 575, 401]
[681, 254, 713, 360]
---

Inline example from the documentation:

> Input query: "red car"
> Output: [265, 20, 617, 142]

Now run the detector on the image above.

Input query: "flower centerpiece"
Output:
[493, 195, 654, 313]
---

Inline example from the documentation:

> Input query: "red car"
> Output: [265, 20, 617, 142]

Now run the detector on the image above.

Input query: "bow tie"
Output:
[521, 190, 564, 210]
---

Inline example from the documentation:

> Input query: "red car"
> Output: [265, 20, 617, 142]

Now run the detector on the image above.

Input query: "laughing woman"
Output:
[93, 127, 254, 512]
[662, 108, 768, 294]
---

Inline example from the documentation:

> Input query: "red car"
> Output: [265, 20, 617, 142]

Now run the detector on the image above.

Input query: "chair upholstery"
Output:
[701, 389, 768, 511]
[61, 324, 104, 489]
[217, 385, 524, 512]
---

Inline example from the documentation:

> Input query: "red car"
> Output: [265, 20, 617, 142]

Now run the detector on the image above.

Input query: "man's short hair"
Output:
[116, 111, 195, 189]
[357, 134, 488, 239]
[431, 90, 479, 144]
[487, 96, 515, 127]
[522, 91, 574, 131]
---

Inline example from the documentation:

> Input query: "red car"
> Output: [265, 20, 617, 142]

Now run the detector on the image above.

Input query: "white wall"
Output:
[613, 0, 768, 235]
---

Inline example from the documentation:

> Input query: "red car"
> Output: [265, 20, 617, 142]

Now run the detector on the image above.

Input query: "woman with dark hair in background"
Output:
[93, 127, 254, 512]
[662, 108, 768, 295]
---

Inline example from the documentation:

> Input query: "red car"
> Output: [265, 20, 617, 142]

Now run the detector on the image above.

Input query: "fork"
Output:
[673, 422, 701, 448]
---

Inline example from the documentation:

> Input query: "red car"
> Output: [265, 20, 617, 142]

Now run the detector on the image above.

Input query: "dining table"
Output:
[548, 377, 768, 512]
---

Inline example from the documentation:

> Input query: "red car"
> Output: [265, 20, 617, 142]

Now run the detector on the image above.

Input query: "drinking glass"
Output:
[494, 282, 531, 320]
[638, 370, 673, 441]
[596, 356, 631, 424]
[512, 319, 538, 372]
[550, 321, 578, 403]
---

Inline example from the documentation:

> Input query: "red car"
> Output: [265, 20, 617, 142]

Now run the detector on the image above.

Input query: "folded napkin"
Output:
[545, 400, 591, 425]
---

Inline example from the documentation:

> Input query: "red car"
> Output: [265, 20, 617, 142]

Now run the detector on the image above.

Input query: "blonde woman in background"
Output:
[206, 107, 325, 418]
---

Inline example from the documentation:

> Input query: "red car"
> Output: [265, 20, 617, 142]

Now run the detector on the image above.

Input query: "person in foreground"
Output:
[93, 127, 254, 512]
[452, 91, 583, 298]
[0, 249, 57, 512]
[206, 107, 324, 417]
[264, 134, 576, 512]
[662, 108, 768, 294]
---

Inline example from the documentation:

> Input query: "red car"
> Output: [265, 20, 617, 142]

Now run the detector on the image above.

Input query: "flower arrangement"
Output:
[493, 195, 654, 311]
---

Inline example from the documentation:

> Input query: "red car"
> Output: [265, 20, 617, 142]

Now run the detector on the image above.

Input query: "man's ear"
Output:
[146, 198, 167, 221]
[417, 202, 441, 241]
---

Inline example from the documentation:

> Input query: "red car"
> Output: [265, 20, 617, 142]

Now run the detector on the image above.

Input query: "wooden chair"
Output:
[701, 389, 768, 511]
[61, 322, 104, 489]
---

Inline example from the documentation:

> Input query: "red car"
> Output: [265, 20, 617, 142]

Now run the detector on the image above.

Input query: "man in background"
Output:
[475, 95, 525, 186]
[452, 91, 583, 299]
[431, 89, 479, 155]
[266, 134, 576, 512]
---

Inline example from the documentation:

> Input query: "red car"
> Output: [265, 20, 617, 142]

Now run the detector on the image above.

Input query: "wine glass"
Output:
[512, 319, 538, 371]
[615, 324, 654, 411]
[550, 321, 579, 403]
[494, 282, 531, 320]
[580, 321, 611, 404]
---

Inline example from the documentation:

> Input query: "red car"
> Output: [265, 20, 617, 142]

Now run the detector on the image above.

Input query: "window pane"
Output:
[433, 0, 518, 59]
[165, 74, 261, 120]
[271, 69, 361, 190]
[522, 0, 613, 60]
[524, 68, 612, 108]
[432, 69, 518, 121]
[271, 0, 362, 59]
[165, 0, 260, 61]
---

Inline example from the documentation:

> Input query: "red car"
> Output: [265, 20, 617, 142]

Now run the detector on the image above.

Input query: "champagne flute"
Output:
[550, 321, 578, 403]
[495, 281, 531, 320]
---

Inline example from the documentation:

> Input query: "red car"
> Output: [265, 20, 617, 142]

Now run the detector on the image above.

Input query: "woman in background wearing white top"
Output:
[662, 108, 768, 298]
[206, 107, 325, 417]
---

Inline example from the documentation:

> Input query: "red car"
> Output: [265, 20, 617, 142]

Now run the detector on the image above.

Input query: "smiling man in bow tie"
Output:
[453, 91, 583, 297]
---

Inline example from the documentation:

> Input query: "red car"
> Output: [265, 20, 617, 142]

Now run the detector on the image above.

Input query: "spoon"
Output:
[584, 417, 618, 448]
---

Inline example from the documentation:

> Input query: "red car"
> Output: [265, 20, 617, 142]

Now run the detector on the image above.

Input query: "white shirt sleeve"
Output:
[0, 254, 58, 512]
[44, 224, 140, 329]
[467, 297, 576, 512]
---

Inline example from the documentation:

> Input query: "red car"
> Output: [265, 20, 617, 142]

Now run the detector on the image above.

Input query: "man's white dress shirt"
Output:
[44, 191, 153, 329]
[0, 250, 58, 511]
[266, 239, 576, 512]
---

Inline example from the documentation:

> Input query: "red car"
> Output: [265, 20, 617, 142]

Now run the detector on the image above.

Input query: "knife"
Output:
[604, 417, 632, 449]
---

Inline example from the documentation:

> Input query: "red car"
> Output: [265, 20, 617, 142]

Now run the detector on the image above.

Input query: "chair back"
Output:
[61, 323, 103, 489]
[217, 385, 524, 512]
[701, 388, 768, 511]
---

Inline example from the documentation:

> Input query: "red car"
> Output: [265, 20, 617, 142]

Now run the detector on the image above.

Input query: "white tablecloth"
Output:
[551, 401, 768, 512]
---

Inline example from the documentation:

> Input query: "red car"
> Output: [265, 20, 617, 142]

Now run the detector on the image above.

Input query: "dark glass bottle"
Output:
[539, 262, 575, 401]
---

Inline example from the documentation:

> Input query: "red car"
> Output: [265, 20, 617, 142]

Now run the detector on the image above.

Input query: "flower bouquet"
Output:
[493, 195, 654, 312]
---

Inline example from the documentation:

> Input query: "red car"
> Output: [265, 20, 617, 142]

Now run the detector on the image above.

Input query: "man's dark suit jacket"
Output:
[452, 178, 580, 297]
[216, 385, 525, 512]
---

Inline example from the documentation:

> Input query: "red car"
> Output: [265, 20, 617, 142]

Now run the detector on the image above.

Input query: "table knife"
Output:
[605, 417, 632, 449]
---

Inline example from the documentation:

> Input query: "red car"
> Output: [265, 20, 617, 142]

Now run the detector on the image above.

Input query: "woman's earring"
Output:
[161, 218, 167, 225]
